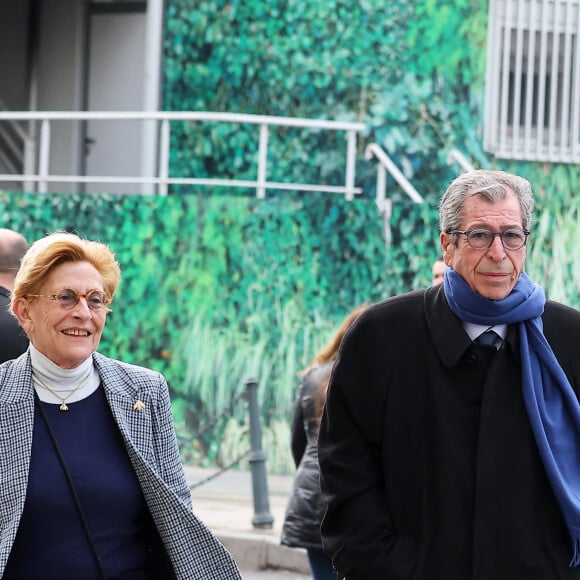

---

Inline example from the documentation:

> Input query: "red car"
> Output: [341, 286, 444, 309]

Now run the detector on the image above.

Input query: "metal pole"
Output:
[245, 377, 274, 529]
[38, 120, 50, 194]
[141, 0, 164, 195]
[344, 129, 357, 201]
[256, 124, 268, 199]
[159, 119, 170, 196]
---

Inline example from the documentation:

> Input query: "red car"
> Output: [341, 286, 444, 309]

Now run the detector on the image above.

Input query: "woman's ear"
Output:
[12, 297, 32, 333]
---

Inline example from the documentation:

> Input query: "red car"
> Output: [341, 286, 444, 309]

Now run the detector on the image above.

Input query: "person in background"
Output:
[0, 228, 29, 363]
[318, 170, 580, 579]
[431, 254, 446, 286]
[0, 232, 241, 580]
[281, 304, 368, 580]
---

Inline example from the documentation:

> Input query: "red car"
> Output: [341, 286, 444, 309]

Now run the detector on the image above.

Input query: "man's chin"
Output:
[479, 287, 512, 301]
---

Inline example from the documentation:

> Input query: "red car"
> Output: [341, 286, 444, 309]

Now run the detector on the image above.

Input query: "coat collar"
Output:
[0, 350, 132, 406]
[425, 284, 518, 370]
[0, 351, 35, 405]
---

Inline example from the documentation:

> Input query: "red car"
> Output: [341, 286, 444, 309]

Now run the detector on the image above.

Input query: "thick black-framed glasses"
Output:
[26, 289, 111, 311]
[449, 228, 530, 251]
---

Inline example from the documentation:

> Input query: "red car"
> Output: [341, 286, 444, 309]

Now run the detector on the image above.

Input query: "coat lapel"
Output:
[0, 354, 35, 569]
[92, 353, 156, 466]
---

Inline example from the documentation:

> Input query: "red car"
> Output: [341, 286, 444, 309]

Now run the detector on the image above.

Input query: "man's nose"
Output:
[486, 234, 506, 258]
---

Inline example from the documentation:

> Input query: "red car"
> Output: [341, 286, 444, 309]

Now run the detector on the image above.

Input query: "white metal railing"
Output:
[364, 143, 424, 251]
[0, 111, 366, 198]
[446, 149, 476, 172]
[364, 143, 424, 205]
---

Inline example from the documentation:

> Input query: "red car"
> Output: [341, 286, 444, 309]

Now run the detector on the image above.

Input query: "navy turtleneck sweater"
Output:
[4, 387, 166, 580]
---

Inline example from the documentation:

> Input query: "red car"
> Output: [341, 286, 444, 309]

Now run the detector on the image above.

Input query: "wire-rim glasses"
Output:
[449, 228, 530, 251]
[26, 289, 111, 311]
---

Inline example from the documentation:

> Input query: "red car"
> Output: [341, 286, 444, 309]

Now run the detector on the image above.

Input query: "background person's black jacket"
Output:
[0, 286, 28, 363]
[281, 361, 333, 550]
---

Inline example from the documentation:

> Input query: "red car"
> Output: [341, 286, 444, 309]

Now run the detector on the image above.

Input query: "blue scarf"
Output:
[444, 269, 580, 566]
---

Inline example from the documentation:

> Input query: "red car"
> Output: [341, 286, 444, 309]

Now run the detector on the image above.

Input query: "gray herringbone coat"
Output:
[0, 351, 241, 580]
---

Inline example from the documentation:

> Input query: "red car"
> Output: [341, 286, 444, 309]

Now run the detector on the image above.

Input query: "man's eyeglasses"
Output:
[26, 289, 111, 311]
[449, 228, 530, 251]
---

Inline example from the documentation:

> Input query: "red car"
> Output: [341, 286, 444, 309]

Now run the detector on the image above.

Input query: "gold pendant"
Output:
[59, 403, 69, 411]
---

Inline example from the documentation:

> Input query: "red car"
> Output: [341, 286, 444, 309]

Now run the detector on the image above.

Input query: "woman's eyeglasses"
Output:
[26, 289, 111, 311]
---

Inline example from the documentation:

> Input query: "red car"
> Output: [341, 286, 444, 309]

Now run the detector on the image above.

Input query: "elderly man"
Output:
[0, 228, 28, 362]
[319, 170, 580, 579]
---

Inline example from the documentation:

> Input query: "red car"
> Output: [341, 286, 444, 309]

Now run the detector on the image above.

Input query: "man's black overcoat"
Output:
[319, 284, 580, 580]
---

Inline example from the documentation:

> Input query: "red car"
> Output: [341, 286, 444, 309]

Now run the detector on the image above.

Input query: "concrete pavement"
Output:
[183, 465, 310, 576]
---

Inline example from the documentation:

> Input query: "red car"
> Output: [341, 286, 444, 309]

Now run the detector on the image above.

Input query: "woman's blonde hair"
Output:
[10, 232, 121, 313]
[309, 303, 369, 368]
[309, 303, 369, 421]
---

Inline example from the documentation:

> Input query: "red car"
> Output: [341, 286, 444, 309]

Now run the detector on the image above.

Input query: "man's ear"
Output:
[440, 232, 453, 264]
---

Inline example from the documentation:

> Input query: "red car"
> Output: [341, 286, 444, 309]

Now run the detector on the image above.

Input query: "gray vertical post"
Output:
[245, 377, 274, 529]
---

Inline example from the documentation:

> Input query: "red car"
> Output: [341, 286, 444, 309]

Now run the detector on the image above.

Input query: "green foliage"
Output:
[165, 0, 410, 115]
[163, 0, 418, 195]
[0, 190, 393, 472]
[8, 0, 580, 474]
[163, 0, 493, 208]
[406, 0, 488, 87]
[4, 181, 580, 473]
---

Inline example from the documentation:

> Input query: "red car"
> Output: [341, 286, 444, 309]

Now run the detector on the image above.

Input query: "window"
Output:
[484, 0, 580, 162]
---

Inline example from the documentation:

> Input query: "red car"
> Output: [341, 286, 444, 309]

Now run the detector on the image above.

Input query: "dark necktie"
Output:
[475, 329, 501, 348]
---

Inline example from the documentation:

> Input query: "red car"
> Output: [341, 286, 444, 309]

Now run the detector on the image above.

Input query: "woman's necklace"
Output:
[33, 371, 92, 411]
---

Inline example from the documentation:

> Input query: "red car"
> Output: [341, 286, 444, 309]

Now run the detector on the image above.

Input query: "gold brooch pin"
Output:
[133, 400, 146, 411]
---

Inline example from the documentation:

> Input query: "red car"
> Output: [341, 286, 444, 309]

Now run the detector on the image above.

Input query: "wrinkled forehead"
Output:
[462, 191, 523, 227]
[40, 261, 105, 292]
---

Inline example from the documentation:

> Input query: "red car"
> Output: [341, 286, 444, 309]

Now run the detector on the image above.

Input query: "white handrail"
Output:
[0, 110, 365, 129]
[0, 111, 366, 197]
[446, 149, 476, 172]
[364, 143, 424, 204]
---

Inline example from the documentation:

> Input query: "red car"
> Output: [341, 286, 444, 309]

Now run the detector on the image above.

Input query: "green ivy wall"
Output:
[2, 186, 579, 473]
[160, 0, 580, 470]
[3, 0, 580, 473]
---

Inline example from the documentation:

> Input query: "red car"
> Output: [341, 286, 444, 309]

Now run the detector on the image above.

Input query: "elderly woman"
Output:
[0, 232, 241, 580]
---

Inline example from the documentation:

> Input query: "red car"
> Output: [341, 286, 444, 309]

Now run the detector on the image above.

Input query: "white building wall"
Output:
[37, 0, 85, 186]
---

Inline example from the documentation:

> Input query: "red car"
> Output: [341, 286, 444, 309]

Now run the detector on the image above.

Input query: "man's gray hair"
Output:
[439, 169, 534, 235]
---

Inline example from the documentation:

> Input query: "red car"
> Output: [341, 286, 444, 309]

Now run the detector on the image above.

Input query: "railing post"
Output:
[38, 119, 50, 194]
[23, 134, 36, 193]
[376, 163, 386, 209]
[256, 124, 268, 199]
[245, 376, 274, 529]
[158, 119, 170, 196]
[344, 129, 357, 201]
